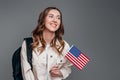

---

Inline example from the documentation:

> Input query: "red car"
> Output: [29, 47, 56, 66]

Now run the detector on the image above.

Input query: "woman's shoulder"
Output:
[63, 39, 69, 45]
[63, 40, 70, 50]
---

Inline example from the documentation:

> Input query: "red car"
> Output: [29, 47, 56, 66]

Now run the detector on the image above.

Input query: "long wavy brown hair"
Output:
[31, 7, 65, 55]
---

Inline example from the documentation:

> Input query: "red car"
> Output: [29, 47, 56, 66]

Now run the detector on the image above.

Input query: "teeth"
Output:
[51, 23, 57, 27]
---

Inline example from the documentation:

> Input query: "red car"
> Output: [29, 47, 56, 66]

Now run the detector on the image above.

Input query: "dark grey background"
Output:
[0, 0, 120, 80]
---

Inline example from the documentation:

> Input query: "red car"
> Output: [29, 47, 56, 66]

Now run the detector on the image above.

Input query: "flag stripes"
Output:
[65, 45, 90, 70]
[66, 52, 83, 70]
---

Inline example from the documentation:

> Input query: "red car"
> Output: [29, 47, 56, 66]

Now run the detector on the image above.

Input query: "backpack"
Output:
[12, 37, 33, 80]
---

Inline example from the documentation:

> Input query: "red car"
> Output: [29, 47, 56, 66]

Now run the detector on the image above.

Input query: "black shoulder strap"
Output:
[24, 37, 33, 69]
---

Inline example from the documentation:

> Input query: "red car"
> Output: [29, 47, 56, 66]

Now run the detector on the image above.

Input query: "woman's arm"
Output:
[50, 62, 72, 79]
[50, 40, 72, 79]
[21, 41, 35, 80]
[60, 41, 73, 79]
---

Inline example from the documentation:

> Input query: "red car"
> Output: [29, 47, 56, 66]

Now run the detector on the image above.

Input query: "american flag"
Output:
[65, 45, 90, 70]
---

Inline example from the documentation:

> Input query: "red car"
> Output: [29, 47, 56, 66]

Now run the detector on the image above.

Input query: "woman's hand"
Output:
[50, 65, 63, 77]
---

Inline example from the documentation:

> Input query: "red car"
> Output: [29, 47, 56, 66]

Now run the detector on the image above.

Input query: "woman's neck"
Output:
[43, 29, 55, 44]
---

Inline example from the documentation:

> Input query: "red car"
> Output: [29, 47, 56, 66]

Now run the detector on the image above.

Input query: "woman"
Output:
[21, 7, 72, 80]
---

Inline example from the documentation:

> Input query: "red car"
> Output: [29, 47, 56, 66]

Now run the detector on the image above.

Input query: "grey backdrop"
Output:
[0, 0, 120, 80]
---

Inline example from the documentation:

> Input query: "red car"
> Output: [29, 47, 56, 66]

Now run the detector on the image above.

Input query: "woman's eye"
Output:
[57, 17, 60, 20]
[49, 15, 53, 18]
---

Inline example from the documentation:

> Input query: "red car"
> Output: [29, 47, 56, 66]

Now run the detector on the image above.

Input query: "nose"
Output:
[53, 17, 57, 22]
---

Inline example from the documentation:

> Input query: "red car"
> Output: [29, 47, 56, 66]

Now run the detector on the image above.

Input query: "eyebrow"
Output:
[48, 13, 60, 17]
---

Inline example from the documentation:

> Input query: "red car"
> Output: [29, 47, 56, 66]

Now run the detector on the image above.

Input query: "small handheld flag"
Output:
[65, 45, 90, 70]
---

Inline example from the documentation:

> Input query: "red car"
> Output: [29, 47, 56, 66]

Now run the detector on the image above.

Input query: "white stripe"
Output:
[79, 54, 88, 63]
[78, 57, 86, 66]
[67, 53, 84, 68]
[66, 53, 83, 70]
[66, 54, 83, 70]
[81, 54, 89, 61]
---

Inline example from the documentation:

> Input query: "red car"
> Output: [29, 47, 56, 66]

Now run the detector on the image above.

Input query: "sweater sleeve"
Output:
[21, 40, 35, 80]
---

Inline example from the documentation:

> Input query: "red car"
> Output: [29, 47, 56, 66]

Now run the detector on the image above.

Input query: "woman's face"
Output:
[45, 9, 61, 32]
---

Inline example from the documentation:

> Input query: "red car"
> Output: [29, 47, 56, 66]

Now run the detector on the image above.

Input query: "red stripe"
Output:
[66, 53, 84, 70]
[81, 53, 90, 61]
[81, 54, 89, 64]
[78, 57, 86, 66]
[68, 52, 84, 68]
[81, 54, 89, 62]
[78, 57, 87, 66]
[66, 54, 83, 70]
[65, 55, 82, 70]
[79, 54, 88, 63]
[66, 53, 83, 68]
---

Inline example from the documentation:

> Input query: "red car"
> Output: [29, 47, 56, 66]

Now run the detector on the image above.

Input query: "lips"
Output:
[50, 22, 57, 28]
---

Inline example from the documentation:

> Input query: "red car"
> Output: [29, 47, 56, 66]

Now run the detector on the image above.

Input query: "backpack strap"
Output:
[24, 37, 33, 69]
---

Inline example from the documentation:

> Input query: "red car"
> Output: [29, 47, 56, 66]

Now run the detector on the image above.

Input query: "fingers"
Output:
[50, 66, 59, 75]
[50, 69, 61, 77]
[49, 64, 63, 77]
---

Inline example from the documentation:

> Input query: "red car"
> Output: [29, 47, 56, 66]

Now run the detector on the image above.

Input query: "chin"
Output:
[50, 30, 57, 33]
[50, 28, 58, 32]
